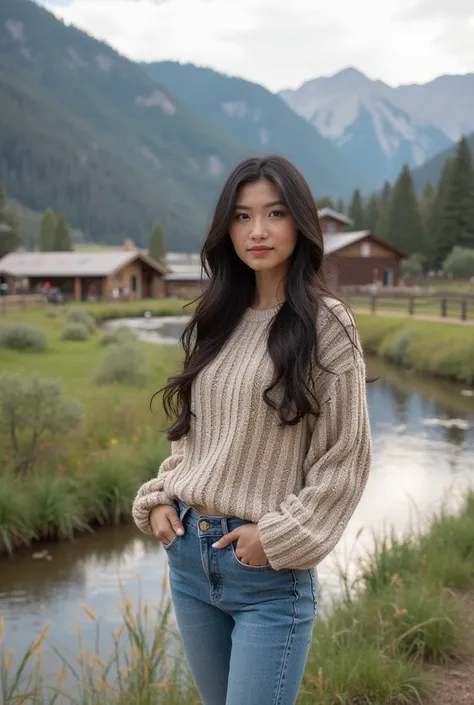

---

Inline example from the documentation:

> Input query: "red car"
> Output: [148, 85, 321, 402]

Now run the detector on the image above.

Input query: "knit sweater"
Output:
[132, 298, 371, 571]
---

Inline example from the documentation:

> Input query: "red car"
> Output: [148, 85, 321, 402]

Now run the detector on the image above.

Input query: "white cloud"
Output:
[43, 0, 474, 91]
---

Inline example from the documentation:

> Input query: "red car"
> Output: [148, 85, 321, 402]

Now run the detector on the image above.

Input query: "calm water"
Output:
[1, 316, 474, 671]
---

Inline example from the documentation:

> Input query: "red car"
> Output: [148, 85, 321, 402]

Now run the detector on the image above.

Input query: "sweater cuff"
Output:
[258, 511, 300, 571]
[132, 492, 178, 534]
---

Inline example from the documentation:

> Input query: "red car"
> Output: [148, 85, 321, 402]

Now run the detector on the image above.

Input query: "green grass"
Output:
[356, 314, 474, 384]
[349, 293, 474, 321]
[2, 492, 474, 704]
[1, 301, 474, 702]
[0, 301, 188, 554]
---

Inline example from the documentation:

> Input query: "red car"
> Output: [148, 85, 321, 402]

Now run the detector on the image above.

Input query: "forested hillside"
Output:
[0, 0, 246, 249]
[143, 61, 373, 198]
[412, 133, 474, 191]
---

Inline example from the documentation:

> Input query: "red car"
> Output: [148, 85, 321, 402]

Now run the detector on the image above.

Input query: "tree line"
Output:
[1, 185, 169, 267]
[322, 136, 474, 279]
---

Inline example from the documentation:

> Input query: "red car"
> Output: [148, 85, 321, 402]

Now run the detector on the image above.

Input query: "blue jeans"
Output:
[165, 501, 318, 705]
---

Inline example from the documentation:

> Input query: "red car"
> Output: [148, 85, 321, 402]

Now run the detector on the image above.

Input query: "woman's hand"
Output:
[150, 505, 184, 545]
[212, 523, 269, 566]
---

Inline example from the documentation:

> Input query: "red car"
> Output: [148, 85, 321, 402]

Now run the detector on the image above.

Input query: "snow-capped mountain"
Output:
[280, 68, 453, 184]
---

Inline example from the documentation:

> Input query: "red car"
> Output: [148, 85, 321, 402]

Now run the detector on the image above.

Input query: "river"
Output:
[1, 315, 473, 673]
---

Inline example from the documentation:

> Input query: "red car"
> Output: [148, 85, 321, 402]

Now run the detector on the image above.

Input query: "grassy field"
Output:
[1, 301, 474, 702]
[0, 300, 191, 555]
[356, 314, 474, 385]
[348, 293, 474, 321]
[1, 491, 473, 703]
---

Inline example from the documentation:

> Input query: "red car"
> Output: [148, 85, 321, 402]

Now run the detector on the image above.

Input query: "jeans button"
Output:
[199, 520, 211, 531]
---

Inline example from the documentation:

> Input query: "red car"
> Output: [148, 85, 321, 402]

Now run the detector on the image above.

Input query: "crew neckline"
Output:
[245, 301, 284, 322]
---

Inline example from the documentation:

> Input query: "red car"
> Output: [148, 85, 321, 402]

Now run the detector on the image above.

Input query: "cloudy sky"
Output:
[37, 0, 474, 92]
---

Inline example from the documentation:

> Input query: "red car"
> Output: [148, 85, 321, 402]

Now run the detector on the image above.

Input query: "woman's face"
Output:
[229, 179, 298, 273]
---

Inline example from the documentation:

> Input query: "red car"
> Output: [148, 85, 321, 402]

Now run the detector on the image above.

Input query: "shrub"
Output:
[0, 323, 48, 352]
[28, 474, 89, 540]
[94, 341, 148, 386]
[98, 326, 135, 346]
[80, 453, 142, 524]
[0, 373, 84, 472]
[61, 322, 90, 341]
[66, 306, 96, 333]
[0, 474, 35, 554]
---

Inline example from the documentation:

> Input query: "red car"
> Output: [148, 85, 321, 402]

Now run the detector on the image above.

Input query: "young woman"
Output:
[132, 155, 371, 705]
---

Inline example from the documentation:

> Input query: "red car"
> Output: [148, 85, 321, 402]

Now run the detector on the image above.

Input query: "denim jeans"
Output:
[164, 500, 318, 705]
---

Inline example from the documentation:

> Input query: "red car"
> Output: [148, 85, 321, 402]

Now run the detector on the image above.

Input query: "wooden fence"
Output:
[346, 291, 474, 322]
[0, 294, 47, 315]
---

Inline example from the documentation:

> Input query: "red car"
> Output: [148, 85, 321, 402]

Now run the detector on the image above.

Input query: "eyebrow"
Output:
[234, 200, 285, 210]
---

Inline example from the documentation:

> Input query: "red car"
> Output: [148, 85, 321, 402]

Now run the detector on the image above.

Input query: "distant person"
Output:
[132, 155, 372, 705]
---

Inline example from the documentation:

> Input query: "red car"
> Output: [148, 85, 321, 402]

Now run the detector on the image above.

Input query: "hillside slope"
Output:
[0, 0, 247, 249]
[143, 61, 373, 198]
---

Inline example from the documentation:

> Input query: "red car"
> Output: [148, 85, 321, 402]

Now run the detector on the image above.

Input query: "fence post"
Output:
[461, 299, 467, 321]
[441, 298, 447, 318]
[370, 295, 376, 314]
[409, 297, 415, 316]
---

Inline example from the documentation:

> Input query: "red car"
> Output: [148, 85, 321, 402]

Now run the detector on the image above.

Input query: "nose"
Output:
[250, 216, 267, 239]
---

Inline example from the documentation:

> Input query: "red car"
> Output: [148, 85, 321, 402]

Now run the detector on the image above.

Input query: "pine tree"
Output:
[53, 214, 72, 251]
[336, 199, 345, 214]
[376, 181, 392, 239]
[0, 184, 22, 258]
[38, 208, 58, 251]
[436, 137, 474, 264]
[148, 223, 167, 264]
[364, 194, 379, 233]
[419, 182, 436, 237]
[387, 165, 424, 255]
[428, 159, 454, 270]
[348, 190, 365, 230]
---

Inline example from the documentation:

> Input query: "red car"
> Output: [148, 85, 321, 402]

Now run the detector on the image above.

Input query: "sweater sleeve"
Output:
[132, 436, 185, 534]
[257, 356, 371, 570]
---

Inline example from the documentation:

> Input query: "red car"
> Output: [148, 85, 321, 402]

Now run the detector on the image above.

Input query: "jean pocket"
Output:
[163, 535, 179, 551]
[230, 542, 272, 572]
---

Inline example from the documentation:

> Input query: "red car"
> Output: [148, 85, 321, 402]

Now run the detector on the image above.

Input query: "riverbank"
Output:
[0, 300, 189, 555]
[1, 491, 473, 704]
[356, 314, 474, 385]
[0, 302, 473, 556]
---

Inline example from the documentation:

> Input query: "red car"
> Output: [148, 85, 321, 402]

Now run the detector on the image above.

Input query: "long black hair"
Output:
[158, 154, 351, 440]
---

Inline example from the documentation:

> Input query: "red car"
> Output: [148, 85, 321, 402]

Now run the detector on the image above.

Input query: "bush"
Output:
[0, 473, 35, 554]
[94, 341, 148, 386]
[0, 323, 48, 352]
[62, 322, 90, 341]
[28, 473, 89, 540]
[443, 246, 474, 279]
[98, 326, 135, 346]
[66, 306, 96, 333]
[0, 373, 84, 472]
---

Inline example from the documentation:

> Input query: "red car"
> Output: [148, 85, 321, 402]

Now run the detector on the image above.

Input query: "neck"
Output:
[252, 267, 287, 310]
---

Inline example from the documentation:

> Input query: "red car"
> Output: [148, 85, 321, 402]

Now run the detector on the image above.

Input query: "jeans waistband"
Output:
[177, 500, 249, 538]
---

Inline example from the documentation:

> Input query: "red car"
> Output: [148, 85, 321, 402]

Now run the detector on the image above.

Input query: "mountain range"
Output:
[280, 67, 474, 185]
[0, 0, 368, 250]
[0, 0, 472, 250]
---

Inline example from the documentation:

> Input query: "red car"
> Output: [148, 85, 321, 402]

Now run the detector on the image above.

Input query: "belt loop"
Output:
[220, 517, 229, 535]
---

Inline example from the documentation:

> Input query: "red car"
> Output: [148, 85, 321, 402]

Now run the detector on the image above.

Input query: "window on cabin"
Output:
[361, 242, 371, 257]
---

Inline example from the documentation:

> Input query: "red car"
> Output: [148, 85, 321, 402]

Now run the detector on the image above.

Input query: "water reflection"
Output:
[0, 317, 473, 669]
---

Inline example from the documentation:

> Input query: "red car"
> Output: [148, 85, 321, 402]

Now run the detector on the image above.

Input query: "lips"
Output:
[249, 247, 272, 251]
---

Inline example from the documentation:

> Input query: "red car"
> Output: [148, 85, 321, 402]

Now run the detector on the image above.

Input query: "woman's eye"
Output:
[235, 212, 249, 220]
[269, 210, 286, 218]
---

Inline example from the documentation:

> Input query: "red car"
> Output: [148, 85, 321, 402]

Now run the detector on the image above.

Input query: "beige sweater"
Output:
[132, 299, 371, 570]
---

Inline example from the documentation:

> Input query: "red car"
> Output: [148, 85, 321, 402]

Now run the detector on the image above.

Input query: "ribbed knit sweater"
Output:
[132, 299, 371, 570]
